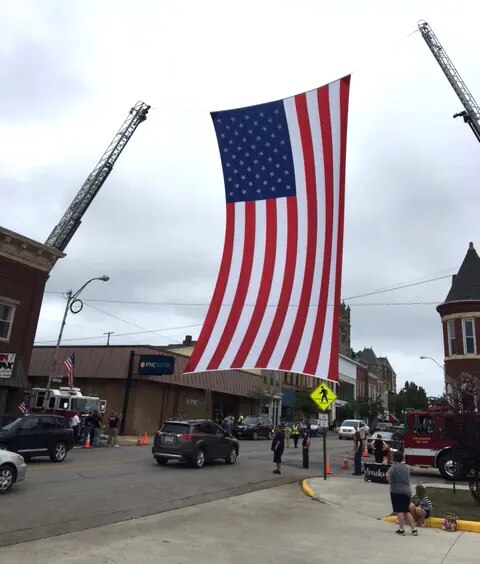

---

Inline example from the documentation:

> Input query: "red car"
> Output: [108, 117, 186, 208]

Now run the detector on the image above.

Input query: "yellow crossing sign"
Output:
[310, 382, 337, 411]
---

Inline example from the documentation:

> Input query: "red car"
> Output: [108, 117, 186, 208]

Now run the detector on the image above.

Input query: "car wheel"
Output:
[338, 436, 342, 440]
[156, 458, 168, 465]
[192, 448, 205, 469]
[0, 464, 16, 494]
[252, 431, 258, 441]
[225, 447, 238, 465]
[50, 442, 67, 463]
[437, 452, 467, 481]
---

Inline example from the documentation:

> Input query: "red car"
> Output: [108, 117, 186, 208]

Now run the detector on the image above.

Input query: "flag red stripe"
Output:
[207, 201, 256, 369]
[304, 85, 334, 375]
[280, 94, 318, 370]
[327, 76, 350, 380]
[232, 199, 277, 367]
[185, 203, 236, 372]
[256, 196, 298, 367]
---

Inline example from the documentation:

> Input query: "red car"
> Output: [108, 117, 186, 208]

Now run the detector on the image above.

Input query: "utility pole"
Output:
[104, 332, 114, 346]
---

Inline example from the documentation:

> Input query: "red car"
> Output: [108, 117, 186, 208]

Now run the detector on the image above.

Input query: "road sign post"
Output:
[311, 382, 337, 480]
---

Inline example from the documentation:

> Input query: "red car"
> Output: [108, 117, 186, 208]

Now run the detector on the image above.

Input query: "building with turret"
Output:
[437, 242, 480, 390]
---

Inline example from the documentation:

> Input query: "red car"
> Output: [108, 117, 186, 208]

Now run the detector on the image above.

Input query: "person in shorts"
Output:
[271, 426, 285, 475]
[386, 451, 418, 536]
[409, 484, 432, 526]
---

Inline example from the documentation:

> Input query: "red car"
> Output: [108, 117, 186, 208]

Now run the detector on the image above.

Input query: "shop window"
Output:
[0, 302, 15, 341]
[462, 319, 476, 354]
[447, 320, 456, 355]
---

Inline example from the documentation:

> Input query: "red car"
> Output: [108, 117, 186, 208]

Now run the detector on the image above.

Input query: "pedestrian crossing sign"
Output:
[310, 382, 336, 411]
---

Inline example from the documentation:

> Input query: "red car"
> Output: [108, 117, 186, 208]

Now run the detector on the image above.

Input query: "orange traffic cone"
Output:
[136, 434, 143, 446]
[142, 432, 149, 446]
[342, 452, 349, 470]
[362, 443, 369, 458]
[84, 434, 91, 449]
[326, 454, 332, 475]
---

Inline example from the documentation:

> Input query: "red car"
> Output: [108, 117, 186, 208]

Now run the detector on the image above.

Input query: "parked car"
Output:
[367, 431, 394, 454]
[0, 414, 74, 462]
[308, 419, 321, 437]
[0, 450, 27, 494]
[234, 416, 273, 440]
[152, 419, 239, 469]
[338, 419, 369, 440]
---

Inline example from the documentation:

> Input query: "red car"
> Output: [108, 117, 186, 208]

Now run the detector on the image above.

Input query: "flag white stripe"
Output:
[195, 202, 246, 371]
[220, 200, 266, 368]
[268, 97, 307, 368]
[292, 89, 325, 373]
[245, 197, 287, 367]
[317, 81, 341, 377]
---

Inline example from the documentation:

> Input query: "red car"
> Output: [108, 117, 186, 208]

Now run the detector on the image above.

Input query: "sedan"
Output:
[234, 417, 273, 440]
[0, 450, 27, 494]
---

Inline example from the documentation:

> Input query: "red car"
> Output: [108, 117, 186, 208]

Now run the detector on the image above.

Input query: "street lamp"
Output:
[46, 275, 110, 392]
[419, 356, 444, 370]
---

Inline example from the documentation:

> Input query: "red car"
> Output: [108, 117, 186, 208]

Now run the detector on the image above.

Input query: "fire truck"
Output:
[28, 387, 106, 420]
[398, 407, 478, 480]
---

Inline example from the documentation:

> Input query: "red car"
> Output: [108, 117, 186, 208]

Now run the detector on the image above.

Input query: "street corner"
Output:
[382, 515, 480, 534]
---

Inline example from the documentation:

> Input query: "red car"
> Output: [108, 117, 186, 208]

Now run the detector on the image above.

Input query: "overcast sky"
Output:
[2, 0, 479, 396]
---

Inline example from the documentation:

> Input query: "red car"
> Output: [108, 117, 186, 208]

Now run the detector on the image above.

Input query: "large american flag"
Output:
[185, 76, 350, 382]
[63, 351, 75, 388]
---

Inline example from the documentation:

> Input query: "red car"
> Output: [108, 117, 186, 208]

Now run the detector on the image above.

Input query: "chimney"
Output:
[183, 335, 193, 346]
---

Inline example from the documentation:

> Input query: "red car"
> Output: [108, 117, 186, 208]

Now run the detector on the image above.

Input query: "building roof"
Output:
[357, 347, 379, 366]
[29, 345, 268, 398]
[445, 242, 480, 303]
[377, 356, 396, 374]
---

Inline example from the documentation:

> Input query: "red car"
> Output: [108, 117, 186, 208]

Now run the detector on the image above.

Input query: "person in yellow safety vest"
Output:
[284, 424, 292, 448]
[291, 422, 300, 448]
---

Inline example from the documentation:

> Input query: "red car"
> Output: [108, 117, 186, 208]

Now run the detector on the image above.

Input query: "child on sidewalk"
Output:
[409, 484, 433, 526]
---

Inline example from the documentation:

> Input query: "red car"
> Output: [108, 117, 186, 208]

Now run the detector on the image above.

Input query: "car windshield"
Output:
[0, 418, 22, 431]
[342, 420, 358, 427]
[161, 423, 191, 434]
[242, 417, 259, 425]
[371, 432, 392, 440]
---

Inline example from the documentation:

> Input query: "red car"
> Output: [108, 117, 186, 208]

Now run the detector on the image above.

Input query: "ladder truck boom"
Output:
[418, 20, 480, 143]
[45, 101, 150, 252]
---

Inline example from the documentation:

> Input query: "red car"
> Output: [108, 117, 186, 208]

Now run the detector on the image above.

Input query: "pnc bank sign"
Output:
[137, 355, 175, 376]
[0, 353, 16, 379]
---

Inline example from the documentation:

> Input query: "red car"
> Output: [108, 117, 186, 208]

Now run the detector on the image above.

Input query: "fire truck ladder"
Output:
[418, 20, 480, 144]
[45, 101, 151, 252]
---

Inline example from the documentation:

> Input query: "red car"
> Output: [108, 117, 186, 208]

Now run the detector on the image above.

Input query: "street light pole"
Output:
[46, 275, 110, 393]
[419, 356, 447, 395]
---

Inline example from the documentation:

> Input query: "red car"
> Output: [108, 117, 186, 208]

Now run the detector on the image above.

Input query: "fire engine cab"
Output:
[401, 408, 474, 480]
[28, 387, 106, 419]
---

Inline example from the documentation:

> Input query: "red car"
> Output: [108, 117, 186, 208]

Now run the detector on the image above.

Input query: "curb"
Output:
[382, 515, 480, 534]
[301, 479, 316, 498]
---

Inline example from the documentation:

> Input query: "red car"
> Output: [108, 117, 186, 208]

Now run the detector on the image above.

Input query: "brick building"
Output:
[0, 226, 63, 414]
[437, 242, 480, 389]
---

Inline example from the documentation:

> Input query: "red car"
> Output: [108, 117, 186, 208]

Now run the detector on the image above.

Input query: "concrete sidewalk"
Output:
[1, 482, 476, 563]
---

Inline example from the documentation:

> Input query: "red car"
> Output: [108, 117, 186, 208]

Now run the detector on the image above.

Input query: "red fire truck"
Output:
[28, 387, 106, 419]
[400, 407, 478, 480]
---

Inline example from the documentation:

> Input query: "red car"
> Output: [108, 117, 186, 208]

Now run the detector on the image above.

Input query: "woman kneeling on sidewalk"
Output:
[386, 451, 418, 536]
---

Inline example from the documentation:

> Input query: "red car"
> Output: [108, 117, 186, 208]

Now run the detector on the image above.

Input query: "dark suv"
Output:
[152, 419, 239, 469]
[0, 414, 74, 462]
[234, 416, 273, 440]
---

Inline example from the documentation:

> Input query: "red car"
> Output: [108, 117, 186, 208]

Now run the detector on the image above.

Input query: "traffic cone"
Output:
[362, 443, 369, 458]
[136, 434, 143, 446]
[326, 454, 332, 475]
[142, 432, 149, 446]
[84, 434, 91, 449]
[342, 452, 349, 470]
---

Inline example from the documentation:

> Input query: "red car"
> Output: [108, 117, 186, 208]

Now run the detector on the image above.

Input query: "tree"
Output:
[394, 381, 428, 413]
[294, 391, 318, 418]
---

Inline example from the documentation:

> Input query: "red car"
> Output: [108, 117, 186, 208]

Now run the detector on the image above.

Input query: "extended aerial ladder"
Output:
[418, 20, 480, 144]
[45, 101, 150, 252]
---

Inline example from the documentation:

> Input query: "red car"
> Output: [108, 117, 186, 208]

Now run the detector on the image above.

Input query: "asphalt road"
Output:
[0, 434, 347, 547]
[0, 433, 449, 547]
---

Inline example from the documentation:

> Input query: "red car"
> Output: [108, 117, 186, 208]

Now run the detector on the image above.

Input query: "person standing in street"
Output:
[284, 423, 292, 448]
[92, 411, 102, 447]
[108, 410, 120, 447]
[386, 451, 418, 536]
[374, 434, 388, 464]
[70, 411, 81, 443]
[291, 422, 300, 448]
[271, 426, 285, 474]
[352, 430, 363, 475]
[302, 430, 311, 468]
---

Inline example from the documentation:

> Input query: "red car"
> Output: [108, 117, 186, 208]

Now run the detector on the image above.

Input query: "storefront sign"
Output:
[138, 355, 175, 376]
[0, 353, 15, 378]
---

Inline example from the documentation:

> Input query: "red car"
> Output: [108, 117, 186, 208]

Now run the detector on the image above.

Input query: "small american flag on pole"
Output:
[63, 352, 75, 388]
[185, 76, 350, 381]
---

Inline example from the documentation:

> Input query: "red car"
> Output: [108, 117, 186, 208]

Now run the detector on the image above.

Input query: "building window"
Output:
[462, 318, 476, 355]
[0, 302, 15, 341]
[447, 319, 456, 355]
